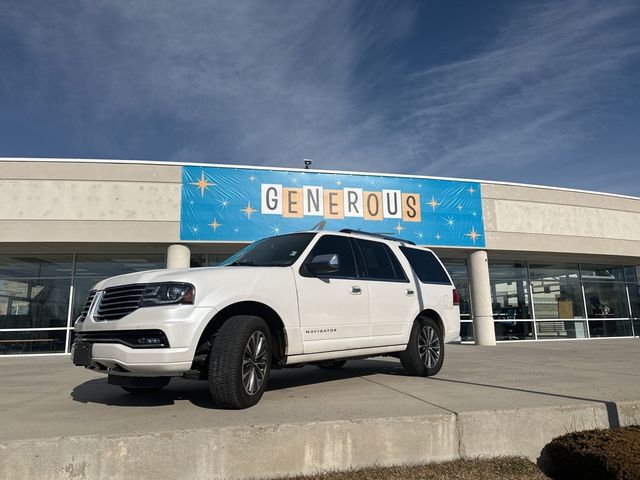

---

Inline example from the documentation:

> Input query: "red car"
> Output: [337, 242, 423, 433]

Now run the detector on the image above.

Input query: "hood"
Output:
[91, 265, 288, 290]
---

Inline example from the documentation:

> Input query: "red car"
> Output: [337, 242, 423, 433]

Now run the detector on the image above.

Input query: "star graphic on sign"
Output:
[336, 180, 343, 186]
[468, 186, 476, 194]
[191, 172, 216, 197]
[465, 227, 482, 244]
[218, 198, 230, 209]
[394, 223, 405, 234]
[241, 201, 256, 219]
[457, 204, 464, 211]
[443, 216, 455, 228]
[472, 211, 477, 216]
[208, 218, 222, 232]
[270, 224, 281, 235]
[416, 232, 424, 240]
[249, 175, 257, 183]
[234, 228, 239, 233]
[427, 196, 441, 211]
[435, 233, 442, 241]
[191, 226, 199, 234]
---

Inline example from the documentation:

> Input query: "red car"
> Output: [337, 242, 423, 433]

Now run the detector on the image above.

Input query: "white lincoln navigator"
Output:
[73, 229, 460, 409]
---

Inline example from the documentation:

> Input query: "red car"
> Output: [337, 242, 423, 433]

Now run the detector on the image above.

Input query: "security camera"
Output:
[303, 159, 313, 169]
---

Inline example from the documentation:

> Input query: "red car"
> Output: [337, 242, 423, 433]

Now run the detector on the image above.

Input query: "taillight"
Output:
[452, 288, 460, 306]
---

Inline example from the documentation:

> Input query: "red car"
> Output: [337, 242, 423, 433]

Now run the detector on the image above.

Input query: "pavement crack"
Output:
[360, 376, 464, 458]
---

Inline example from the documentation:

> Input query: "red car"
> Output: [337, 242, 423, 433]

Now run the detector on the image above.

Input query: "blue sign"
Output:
[180, 166, 485, 247]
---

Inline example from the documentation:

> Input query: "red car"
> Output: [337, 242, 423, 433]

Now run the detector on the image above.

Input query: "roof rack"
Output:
[339, 229, 416, 245]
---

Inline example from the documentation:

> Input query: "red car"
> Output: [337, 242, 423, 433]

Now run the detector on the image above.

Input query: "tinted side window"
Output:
[400, 247, 451, 285]
[307, 235, 357, 278]
[356, 239, 404, 281]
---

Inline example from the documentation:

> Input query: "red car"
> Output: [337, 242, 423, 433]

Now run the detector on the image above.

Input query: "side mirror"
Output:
[307, 254, 340, 275]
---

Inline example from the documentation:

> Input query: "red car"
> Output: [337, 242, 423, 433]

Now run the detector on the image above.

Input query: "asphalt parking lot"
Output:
[2, 339, 640, 479]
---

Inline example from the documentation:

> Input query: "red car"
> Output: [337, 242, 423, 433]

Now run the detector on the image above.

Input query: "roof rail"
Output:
[339, 229, 416, 245]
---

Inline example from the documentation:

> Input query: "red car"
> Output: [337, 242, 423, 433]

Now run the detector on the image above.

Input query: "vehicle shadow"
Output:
[70, 358, 405, 409]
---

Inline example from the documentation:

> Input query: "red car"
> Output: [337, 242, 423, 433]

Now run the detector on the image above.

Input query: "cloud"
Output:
[1, 0, 639, 195]
[398, 1, 640, 181]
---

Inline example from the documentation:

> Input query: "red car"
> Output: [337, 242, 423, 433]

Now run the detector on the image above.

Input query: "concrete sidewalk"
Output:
[2, 339, 640, 479]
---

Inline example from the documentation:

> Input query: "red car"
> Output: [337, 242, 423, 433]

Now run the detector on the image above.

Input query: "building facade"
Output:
[1, 158, 639, 356]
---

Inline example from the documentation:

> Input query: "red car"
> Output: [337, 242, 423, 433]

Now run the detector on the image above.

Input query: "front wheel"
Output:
[208, 315, 272, 409]
[400, 317, 444, 376]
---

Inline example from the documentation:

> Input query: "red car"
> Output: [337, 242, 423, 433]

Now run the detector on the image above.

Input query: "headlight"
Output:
[140, 283, 195, 307]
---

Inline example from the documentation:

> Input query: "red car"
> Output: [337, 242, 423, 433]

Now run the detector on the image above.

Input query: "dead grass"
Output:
[276, 457, 548, 480]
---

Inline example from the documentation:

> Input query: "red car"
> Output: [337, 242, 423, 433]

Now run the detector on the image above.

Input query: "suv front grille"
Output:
[95, 284, 146, 321]
[77, 290, 97, 322]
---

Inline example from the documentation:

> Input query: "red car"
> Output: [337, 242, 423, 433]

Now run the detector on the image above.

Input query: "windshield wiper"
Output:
[228, 260, 257, 266]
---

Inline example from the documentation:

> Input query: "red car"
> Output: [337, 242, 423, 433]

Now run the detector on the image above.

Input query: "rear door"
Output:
[353, 238, 417, 347]
[295, 234, 371, 353]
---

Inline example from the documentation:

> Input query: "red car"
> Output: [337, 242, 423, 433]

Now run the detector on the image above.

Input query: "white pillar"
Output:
[468, 250, 496, 346]
[166, 244, 191, 269]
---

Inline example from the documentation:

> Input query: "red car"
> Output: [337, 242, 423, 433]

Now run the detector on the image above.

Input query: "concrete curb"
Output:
[2, 401, 640, 480]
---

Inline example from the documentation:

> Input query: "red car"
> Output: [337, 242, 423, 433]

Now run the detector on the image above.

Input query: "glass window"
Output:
[460, 322, 474, 342]
[588, 320, 633, 337]
[581, 264, 625, 282]
[536, 320, 588, 339]
[491, 280, 531, 319]
[355, 239, 399, 281]
[529, 263, 579, 280]
[207, 254, 231, 267]
[454, 280, 472, 320]
[489, 261, 527, 280]
[222, 233, 315, 267]
[629, 284, 640, 319]
[0, 278, 71, 329]
[75, 254, 165, 277]
[624, 266, 639, 283]
[307, 235, 357, 278]
[190, 254, 207, 268]
[441, 259, 468, 280]
[494, 320, 534, 341]
[0, 255, 73, 278]
[531, 278, 584, 319]
[0, 330, 67, 355]
[400, 247, 451, 284]
[583, 281, 630, 318]
[71, 277, 101, 322]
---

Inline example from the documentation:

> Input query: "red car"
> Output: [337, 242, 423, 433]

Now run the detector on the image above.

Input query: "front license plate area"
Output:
[72, 342, 92, 366]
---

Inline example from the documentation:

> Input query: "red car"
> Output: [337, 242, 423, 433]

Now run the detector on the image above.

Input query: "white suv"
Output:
[73, 229, 460, 409]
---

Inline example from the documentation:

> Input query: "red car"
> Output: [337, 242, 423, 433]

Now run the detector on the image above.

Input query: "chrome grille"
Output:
[77, 290, 97, 322]
[95, 284, 145, 321]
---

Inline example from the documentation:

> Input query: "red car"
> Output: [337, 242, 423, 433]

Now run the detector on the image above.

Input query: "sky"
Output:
[1, 0, 639, 196]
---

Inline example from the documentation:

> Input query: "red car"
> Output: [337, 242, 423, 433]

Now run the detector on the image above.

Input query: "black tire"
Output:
[315, 360, 347, 370]
[400, 317, 445, 376]
[120, 377, 171, 394]
[208, 315, 271, 409]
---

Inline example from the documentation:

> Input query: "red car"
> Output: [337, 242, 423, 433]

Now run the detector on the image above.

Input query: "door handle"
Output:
[350, 286, 362, 295]
[406, 288, 415, 296]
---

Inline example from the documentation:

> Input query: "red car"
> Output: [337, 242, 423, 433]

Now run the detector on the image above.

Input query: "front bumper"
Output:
[73, 302, 216, 377]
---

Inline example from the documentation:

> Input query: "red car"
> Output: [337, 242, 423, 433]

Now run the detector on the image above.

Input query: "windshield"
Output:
[220, 233, 316, 267]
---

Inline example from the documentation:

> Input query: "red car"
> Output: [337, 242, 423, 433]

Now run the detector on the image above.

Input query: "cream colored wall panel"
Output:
[485, 231, 640, 259]
[0, 180, 180, 221]
[482, 183, 640, 213]
[0, 160, 181, 183]
[491, 199, 640, 241]
[0, 220, 179, 243]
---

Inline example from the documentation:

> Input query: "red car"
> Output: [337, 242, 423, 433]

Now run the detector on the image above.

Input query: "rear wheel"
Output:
[400, 317, 444, 376]
[208, 315, 271, 409]
[315, 360, 347, 370]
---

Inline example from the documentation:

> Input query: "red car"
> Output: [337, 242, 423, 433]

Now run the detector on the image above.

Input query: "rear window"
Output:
[400, 247, 451, 285]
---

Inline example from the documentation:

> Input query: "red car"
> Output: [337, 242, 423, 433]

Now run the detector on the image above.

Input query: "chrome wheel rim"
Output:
[418, 325, 441, 368]
[242, 331, 268, 395]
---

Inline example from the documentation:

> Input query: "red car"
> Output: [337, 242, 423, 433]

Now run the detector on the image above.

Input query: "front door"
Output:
[295, 234, 371, 354]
